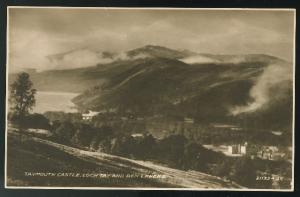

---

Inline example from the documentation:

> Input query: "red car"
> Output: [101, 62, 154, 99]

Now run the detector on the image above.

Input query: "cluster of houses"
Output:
[257, 146, 287, 160]
[81, 110, 195, 124]
[204, 143, 248, 157]
[81, 110, 288, 161]
[226, 143, 286, 160]
[204, 142, 286, 161]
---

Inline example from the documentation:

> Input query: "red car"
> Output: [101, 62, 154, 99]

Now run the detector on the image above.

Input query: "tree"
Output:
[71, 123, 96, 147]
[158, 134, 186, 167]
[111, 134, 135, 156]
[53, 121, 76, 144]
[9, 72, 36, 118]
[182, 142, 202, 170]
[21, 113, 51, 130]
[135, 134, 156, 159]
[229, 157, 257, 187]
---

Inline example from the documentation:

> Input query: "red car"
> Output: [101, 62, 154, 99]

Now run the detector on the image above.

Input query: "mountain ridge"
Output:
[32, 44, 287, 71]
[8, 45, 293, 131]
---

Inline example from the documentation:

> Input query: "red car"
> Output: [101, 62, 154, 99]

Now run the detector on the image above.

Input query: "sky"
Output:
[8, 8, 295, 72]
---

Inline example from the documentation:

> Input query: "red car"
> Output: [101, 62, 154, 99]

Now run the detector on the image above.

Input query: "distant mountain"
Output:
[127, 45, 196, 59]
[43, 45, 194, 71]
[8, 45, 293, 131]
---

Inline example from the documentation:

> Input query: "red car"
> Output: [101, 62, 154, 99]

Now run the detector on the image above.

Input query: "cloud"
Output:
[180, 55, 218, 64]
[8, 29, 136, 71]
[8, 9, 294, 72]
[8, 27, 77, 72]
[48, 49, 110, 69]
[231, 62, 293, 115]
[47, 49, 150, 70]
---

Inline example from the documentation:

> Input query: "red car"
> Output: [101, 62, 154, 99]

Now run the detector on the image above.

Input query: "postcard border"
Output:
[4, 6, 296, 191]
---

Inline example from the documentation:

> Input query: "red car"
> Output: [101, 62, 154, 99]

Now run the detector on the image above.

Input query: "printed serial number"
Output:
[256, 176, 283, 181]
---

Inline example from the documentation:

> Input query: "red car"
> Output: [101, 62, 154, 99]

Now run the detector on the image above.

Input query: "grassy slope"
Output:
[6, 130, 242, 188]
[7, 131, 173, 187]
[73, 58, 265, 111]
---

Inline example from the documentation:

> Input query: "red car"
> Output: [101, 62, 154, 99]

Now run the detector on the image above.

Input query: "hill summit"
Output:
[9, 45, 293, 131]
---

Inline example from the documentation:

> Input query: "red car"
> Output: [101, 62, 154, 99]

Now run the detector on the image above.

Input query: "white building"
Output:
[131, 133, 144, 138]
[203, 143, 247, 157]
[227, 143, 247, 156]
[82, 110, 100, 120]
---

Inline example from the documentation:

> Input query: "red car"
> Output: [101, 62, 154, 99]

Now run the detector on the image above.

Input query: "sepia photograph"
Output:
[5, 7, 295, 190]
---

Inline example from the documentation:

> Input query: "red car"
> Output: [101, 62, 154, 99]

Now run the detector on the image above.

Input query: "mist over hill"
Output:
[8, 45, 293, 132]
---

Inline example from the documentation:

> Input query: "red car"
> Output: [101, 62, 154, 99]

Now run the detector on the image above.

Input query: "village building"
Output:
[227, 142, 247, 156]
[260, 149, 273, 160]
[82, 110, 100, 120]
[258, 146, 281, 160]
[203, 143, 247, 157]
[131, 133, 144, 138]
[211, 123, 236, 128]
[184, 117, 194, 124]
[271, 131, 283, 136]
[230, 127, 243, 131]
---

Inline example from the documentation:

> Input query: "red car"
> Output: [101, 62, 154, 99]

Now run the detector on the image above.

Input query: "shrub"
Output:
[110, 134, 136, 156]
[53, 121, 76, 144]
[71, 123, 96, 147]
[156, 134, 186, 167]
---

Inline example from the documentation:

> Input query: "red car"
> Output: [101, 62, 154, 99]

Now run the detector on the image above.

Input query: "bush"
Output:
[181, 142, 202, 170]
[53, 121, 76, 144]
[156, 134, 186, 167]
[110, 134, 136, 156]
[210, 157, 234, 178]
[71, 123, 96, 147]
[133, 134, 157, 159]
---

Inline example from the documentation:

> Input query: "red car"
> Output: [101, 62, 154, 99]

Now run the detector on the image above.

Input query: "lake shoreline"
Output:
[33, 91, 79, 114]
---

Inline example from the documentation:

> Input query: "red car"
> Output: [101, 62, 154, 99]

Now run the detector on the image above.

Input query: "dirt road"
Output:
[8, 130, 243, 189]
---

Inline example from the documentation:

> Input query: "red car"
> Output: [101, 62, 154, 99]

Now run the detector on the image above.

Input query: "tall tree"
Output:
[9, 72, 36, 118]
